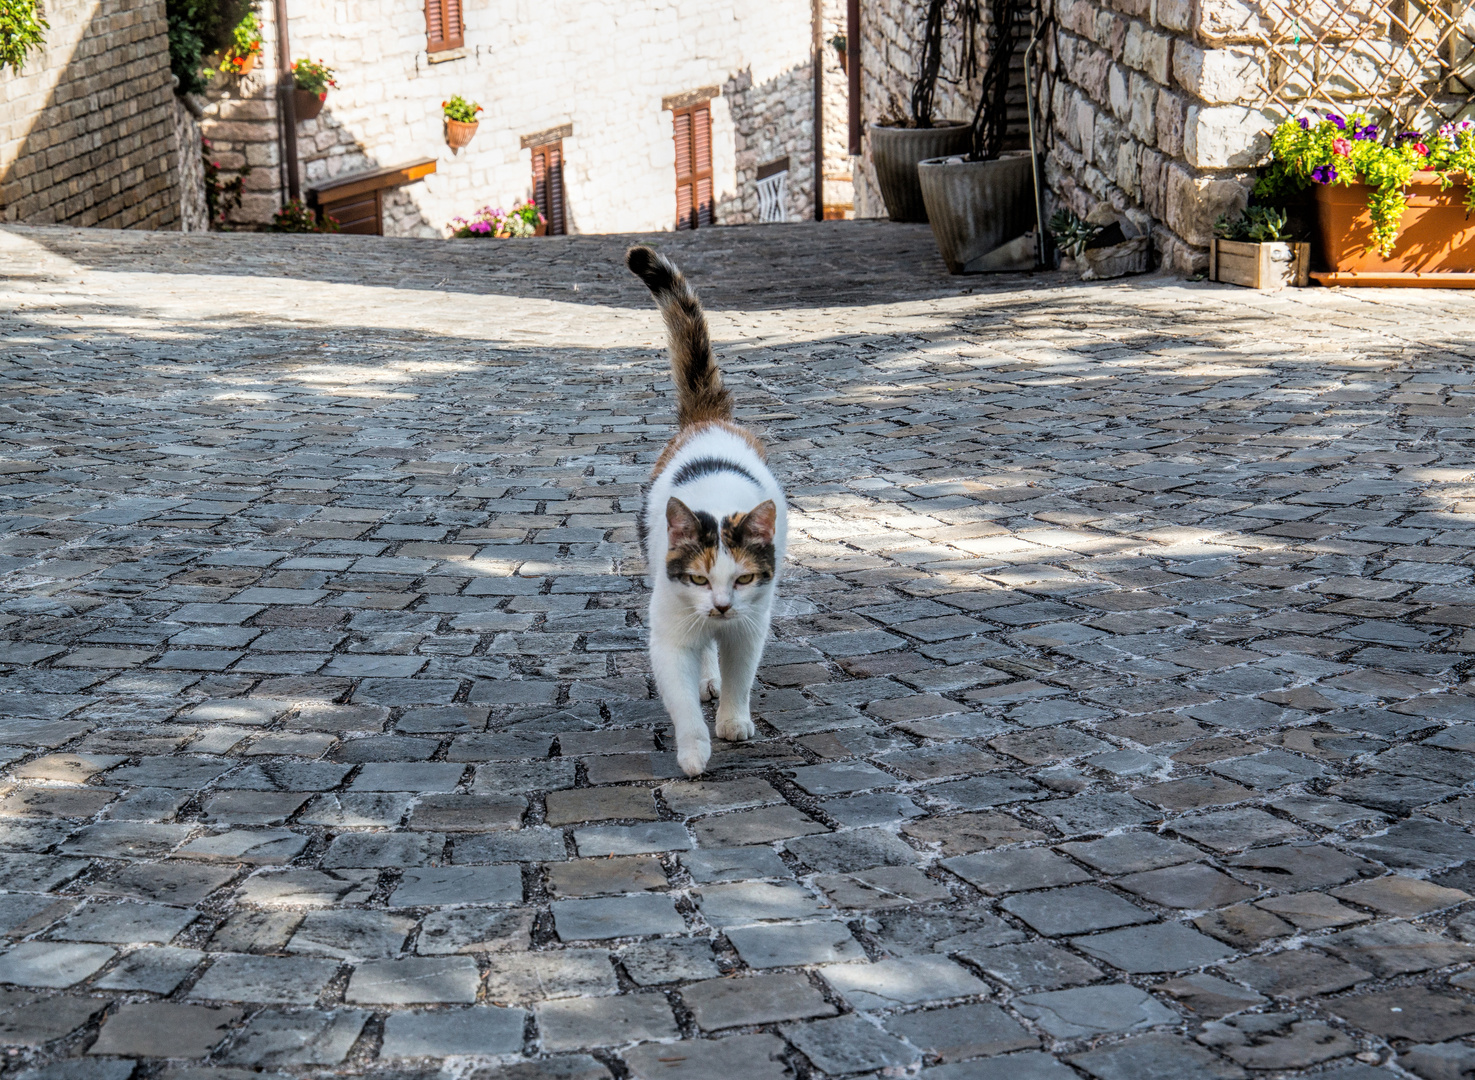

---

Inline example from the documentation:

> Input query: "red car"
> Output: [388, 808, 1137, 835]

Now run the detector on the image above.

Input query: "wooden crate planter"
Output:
[1210, 238, 1310, 290]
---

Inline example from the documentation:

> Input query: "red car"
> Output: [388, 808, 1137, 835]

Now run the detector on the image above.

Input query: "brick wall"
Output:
[202, 0, 819, 234]
[0, 0, 181, 228]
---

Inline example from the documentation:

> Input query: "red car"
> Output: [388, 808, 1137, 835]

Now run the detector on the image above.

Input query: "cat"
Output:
[626, 245, 787, 777]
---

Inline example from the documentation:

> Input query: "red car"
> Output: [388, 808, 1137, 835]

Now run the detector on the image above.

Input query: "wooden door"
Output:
[672, 102, 713, 230]
[531, 141, 566, 235]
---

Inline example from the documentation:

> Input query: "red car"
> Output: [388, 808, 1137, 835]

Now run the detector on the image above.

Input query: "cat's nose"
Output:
[712, 602, 731, 615]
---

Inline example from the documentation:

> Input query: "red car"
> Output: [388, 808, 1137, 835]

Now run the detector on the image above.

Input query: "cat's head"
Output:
[665, 497, 777, 619]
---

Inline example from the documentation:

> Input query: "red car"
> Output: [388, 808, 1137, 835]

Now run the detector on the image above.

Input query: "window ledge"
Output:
[427, 46, 468, 63]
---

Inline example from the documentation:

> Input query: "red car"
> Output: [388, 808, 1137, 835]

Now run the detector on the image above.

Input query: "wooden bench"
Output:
[307, 158, 437, 235]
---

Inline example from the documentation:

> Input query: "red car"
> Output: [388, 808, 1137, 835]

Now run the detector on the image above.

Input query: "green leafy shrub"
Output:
[1213, 206, 1293, 243]
[219, 9, 260, 74]
[1047, 209, 1100, 259]
[270, 198, 339, 233]
[167, 0, 253, 95]
[1, 0, 50, 74]
[291, 57, 336, 97]
[442, 95, 482, 123]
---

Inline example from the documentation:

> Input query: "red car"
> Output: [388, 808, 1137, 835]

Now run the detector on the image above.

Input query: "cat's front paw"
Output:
[715, 712, 755, 742]
[700, 675, 721, 702]
[677, 739, 712, 776]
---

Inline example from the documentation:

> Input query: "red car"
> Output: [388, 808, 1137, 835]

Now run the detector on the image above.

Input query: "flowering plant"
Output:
[292, 58, 337, 99]
[449, 200, 545, 238]
[443, 96, 483, 123]
[1256, 113, 1475, 255]
[219, 11, 262, 74]
[271, 198, 340, 233]
[202, 137, 251, 228]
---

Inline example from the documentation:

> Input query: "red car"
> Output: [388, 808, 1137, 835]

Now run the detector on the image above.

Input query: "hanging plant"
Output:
[443, 95, 482, 151]
[219, 10, 261, 75]
[2, 0, 50, 74]
[166, 0, 252, 95]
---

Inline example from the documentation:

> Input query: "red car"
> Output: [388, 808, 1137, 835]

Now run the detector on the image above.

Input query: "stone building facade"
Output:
[0, 0, 182, 228]
[202, 0, 823, 234]
[856, 0, 1468, 272]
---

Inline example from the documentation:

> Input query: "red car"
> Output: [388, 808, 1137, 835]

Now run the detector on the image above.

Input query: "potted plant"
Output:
[271, 199, 340, 232]
[448, 200, 546, 238]
[1209, 206, 1310, 289]
[917, 0, 1035, 272]
[443, 95, 483, 152]
[869, 0, 974, 222]
[1257, 114, 1475, 284]
[219, 10, 262, 76]
[291, 58, 337, 121]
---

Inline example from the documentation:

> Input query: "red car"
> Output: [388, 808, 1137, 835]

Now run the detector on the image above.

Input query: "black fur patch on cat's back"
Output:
[666, 508, 720, 580]
[670, 456, 760, 488]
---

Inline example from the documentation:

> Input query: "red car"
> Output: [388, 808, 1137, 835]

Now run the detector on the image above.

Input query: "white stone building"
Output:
[199, 0, 827, 234]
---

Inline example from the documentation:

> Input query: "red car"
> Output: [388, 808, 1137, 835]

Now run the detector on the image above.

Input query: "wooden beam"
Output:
[307, 158, 437, 205]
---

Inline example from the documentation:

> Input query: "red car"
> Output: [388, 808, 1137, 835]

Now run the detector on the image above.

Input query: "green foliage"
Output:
[167, 0, 252, 95]
[219, 10, 260, 73]
[270, 198, 339, 233]
[1255, 113, 1475, 256]
[1, 0, 49, 74]
[1047, 209, 1100, 259]
[291, 57, 336, 96]
[1214, 206, 1293, 242]
[202, 137, 250, 228]
[442, 95, 482, 123]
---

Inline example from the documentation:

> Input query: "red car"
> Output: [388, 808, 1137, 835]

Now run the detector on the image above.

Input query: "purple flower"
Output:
[1311, 163, 1338, 184]
[1396, 130, 1421, 143]
[1298, 117, 1310, 129]
[1327, 114, 1346, 130]
[470, 220, 492, 234]
[1352, 123, 1378, 141]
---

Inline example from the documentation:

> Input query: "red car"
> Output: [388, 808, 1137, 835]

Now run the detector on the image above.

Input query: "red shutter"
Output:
[672, 102, 713, 229]
[532, 141, 567, 235]
[425, 0, 463, 52]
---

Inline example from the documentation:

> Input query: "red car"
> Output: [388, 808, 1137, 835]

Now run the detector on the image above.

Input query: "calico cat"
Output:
[626, 245, 787, 777]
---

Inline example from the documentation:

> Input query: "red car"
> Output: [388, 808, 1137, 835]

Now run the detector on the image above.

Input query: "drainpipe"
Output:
[847, 0, 861, 157]
[813, 0, 823, 220]
[274, 0, 300, 203]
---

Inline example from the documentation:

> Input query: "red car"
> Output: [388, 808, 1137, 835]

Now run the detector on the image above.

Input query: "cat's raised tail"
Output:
[626, 245, 733, 428]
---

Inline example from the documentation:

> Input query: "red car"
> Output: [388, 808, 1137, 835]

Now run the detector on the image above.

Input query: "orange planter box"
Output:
[1312, 172, 1475, 284]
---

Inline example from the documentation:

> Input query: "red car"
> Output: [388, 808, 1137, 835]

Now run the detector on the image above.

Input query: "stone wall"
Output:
[0, 0, 181, 228]
[202, 0, 818, 234]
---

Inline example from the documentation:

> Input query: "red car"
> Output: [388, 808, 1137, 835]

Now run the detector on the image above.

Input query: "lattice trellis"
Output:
[1258, 0, 1475, 132]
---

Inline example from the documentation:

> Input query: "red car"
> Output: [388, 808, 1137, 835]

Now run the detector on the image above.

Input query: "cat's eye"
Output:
[735, 573, 756, 585]
[687, 575, 709, 586]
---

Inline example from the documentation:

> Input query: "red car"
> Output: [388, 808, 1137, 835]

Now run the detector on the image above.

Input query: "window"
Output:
[424, 0, 463, 53]
[671, 101, 713, 230]
[531, 141, 567, 235]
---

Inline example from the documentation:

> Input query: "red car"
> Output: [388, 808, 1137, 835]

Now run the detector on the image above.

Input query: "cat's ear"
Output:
[666, 497, 701, 546]
[740, 500, 777, 545]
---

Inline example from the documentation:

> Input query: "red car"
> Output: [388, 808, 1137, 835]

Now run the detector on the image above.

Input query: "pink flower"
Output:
[1414, 142, 1429, 156]
[1332, 138, 1351, 156]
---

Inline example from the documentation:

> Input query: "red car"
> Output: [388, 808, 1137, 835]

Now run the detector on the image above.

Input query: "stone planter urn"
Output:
[294, 88, 326, 122]
[869, 121, 970, 222]
[1312, 171, 1475, 285]
[917, 152, 1035, 273]
[445, 119, 479, 153]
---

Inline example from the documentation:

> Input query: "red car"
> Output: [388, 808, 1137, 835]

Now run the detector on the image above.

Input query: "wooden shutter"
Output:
[425, 0, 463, 52]
[672, 102, 713, 230]
[531, 141, 566, 235]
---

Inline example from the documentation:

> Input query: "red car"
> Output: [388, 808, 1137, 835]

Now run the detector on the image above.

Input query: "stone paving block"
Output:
[785, 828, 919, 873]
[322, 831, 443, 868]
[695, 881, 829, 926]
[199, 791, 312, 826]
[417, 907, 534, 953]
[349, 762, 466, 792]
[382, 1005, 527, 1057]
[1168, 809, 1308, 852]
[51, 900, 197, 944]
[920, 1053, 1078, 1080]
[820, 955, 988, 1010]
[545, 787, 658, 825]
[1400, 1041, 1475, 1080]
[1057, 833, 1202, 874]
[547, 856, 666, 897]
[1155, 973, 1267, 1018]
[1329, 988, 1475, 1042]
[61, 822, 191, 858]
[92, 946, 204, 993]
[962, 941, 1104, 990]
[620, 940, 722, 984]
[1349, 818, 1475, 869]
[409, 793, 527, 831]
[574, 822, 692, 856]
[1254, 892, 1369, 930]
[484, 949, 618, 1001]
[1332, 875, 1471, 915]
[782, 1013, 920, 1074]
[872, 908, 1025, 955]
[884, 1002, 1036, 1060]
[552, 894, 685, 939]
[1220, 950, 1371, 998]
[1115, 863, 1258, 909]
[88, 1001, 243, 1058]
[537, 994, 679, 1050]
[220, 1008, 369, 1067]
[942, 848, 1092, 895]
[175, 828, 309, 864]
[391, 864, 524, 906]
[727, 921, 866, 968]
[287, 909, 415, 959]
[1013, 984, 1178, 1039]
[816, 865, 951, 909]
[902, 812, 1047, 856]
[346, 955, 480, 1003]
[1071, 922, 1236, 972]
[1225, 844, 1381, 891]
[1000, 885, 1155, 936]
[682, 973, 838, 1030]
[924, 775, 1046, 811]
[0, 894, 71, 939]
[659, 778, 783, 817]
[1030, 793, 1159, 834]
[0, 990, 110, 1047]
[789, 761, 894, 795]
[208, 911, 303, 953]
[455, 827, 568, 864]
[624, 1033, 790, 1080]
[0, 941, 115, 986]
[189, 954, 340, 1003]
[1070, 1033, 1248, 1080]
[681, 845, 790, 883]
[693, 806, 828, 846]
[236, 869, 378, 908]
[1321, 922, 1475, 977]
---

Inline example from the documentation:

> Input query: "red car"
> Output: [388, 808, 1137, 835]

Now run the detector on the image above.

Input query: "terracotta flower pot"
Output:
[232, 50, 258, 76]
[294, 88, 325, 121]
[1313, 171, 1475, 279]
[869, 121, 971, 222]
[445, 119, 478, 152]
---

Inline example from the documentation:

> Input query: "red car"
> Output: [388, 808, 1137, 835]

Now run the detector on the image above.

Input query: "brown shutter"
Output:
[425, 0, 463, 52]
[672, 102, 713, 230]
[531, 141, 567, 235]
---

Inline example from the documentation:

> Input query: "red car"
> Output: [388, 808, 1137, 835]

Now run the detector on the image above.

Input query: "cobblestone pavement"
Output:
[4, 221, 1475, 1080]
